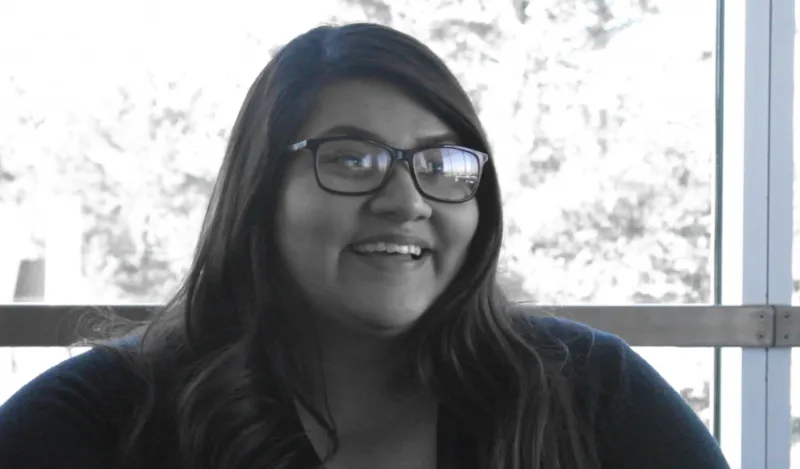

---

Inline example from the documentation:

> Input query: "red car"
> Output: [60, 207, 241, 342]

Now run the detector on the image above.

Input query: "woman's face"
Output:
[276, 79, 479, 336]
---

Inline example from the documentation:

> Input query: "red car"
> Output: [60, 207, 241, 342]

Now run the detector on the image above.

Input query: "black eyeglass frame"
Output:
[287, 136, 490, 203]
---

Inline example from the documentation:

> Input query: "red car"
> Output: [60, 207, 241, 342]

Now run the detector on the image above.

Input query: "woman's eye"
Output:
[333, 154, 369, 169]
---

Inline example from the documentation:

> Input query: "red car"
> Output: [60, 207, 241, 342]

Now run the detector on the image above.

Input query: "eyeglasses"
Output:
[287, 137, 489, 203]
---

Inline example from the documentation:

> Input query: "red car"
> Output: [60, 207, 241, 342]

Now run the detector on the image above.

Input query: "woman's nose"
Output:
[367, 162, 433, 223]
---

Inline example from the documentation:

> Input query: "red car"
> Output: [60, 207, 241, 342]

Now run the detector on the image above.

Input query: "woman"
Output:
[0, 23, 728, 469]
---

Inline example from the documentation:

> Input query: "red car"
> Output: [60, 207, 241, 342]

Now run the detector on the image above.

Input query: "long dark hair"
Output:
[102, 23, 598, 469]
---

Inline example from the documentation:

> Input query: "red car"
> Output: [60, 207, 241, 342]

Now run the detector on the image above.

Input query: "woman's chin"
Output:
[308, 293, 435, 337]
[341, 306, 428, 336]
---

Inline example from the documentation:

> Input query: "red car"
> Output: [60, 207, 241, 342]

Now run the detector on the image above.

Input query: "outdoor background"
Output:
[1, 0, 796, 464]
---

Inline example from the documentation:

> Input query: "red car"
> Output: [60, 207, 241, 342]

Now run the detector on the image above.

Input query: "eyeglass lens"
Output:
[314, 139, 480, 201]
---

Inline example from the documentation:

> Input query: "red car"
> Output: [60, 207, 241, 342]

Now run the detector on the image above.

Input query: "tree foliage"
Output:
[1, 1, 716, 305]
[1, 0, 725, 418]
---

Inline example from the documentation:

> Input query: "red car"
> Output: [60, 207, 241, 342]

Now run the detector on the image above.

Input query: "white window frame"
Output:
[719, 0, 794, 468]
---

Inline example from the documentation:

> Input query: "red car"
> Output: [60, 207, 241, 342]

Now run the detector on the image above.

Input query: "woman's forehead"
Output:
[297, 79, 457, 148]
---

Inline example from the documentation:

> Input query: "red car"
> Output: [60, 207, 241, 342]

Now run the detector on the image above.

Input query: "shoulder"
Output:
[0, 336, 144, 410]
[516, 313, 664, 407]
[0, 336, 145, 468]
[511, 311, 624, 373]
[512, 311, 672, 386]
[512, 311, 730, 468]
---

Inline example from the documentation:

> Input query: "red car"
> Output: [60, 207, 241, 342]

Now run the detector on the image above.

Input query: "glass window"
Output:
[0, 0, 718, 429]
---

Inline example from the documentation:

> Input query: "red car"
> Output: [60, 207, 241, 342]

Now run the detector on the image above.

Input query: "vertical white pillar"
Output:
[719, 0, 794, 468]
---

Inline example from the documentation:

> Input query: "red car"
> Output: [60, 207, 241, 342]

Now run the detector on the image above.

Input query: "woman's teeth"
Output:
[350, 242, 424, 257]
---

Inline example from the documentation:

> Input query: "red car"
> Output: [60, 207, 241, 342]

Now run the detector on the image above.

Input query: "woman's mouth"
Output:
[349, 242, 432, 261]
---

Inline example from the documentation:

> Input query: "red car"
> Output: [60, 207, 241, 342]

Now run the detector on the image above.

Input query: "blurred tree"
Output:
[335, 0, 714, 304]
[78, 73, 224, 301]
[0, 0, 714, 305]
[0, 0, 722, 430]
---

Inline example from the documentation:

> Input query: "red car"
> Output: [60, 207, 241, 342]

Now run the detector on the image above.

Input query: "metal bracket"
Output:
[754, 307, 774, 346]
[774, 305, 797, 346]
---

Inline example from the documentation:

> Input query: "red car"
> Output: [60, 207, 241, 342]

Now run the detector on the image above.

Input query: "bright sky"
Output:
[0, 0, 329, 62]
[0, 0, 339, 112]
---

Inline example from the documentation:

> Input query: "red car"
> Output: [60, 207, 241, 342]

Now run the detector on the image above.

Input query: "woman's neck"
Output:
[294, 315, 435, 452]
[312, 317, 414, 401]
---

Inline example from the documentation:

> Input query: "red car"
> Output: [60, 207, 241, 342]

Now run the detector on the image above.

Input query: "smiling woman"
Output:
[278, 79, 482, 334]
[0, 22, 729, 469]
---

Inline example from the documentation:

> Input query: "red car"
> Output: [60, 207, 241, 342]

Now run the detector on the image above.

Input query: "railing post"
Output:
[765, 0, 794, 466]
[0, 206, 23, 302]
[718, 0, 794, 467]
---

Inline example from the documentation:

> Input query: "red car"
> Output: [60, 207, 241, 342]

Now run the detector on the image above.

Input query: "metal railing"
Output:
[1, 303, 799, 347]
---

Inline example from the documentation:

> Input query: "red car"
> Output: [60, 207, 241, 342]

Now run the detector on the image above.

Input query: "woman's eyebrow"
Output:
[314, 124, 460, 147]
[315, 124, 384, 141]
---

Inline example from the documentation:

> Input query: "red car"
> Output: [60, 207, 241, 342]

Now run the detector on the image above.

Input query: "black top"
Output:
[0, 317, 729, 468]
